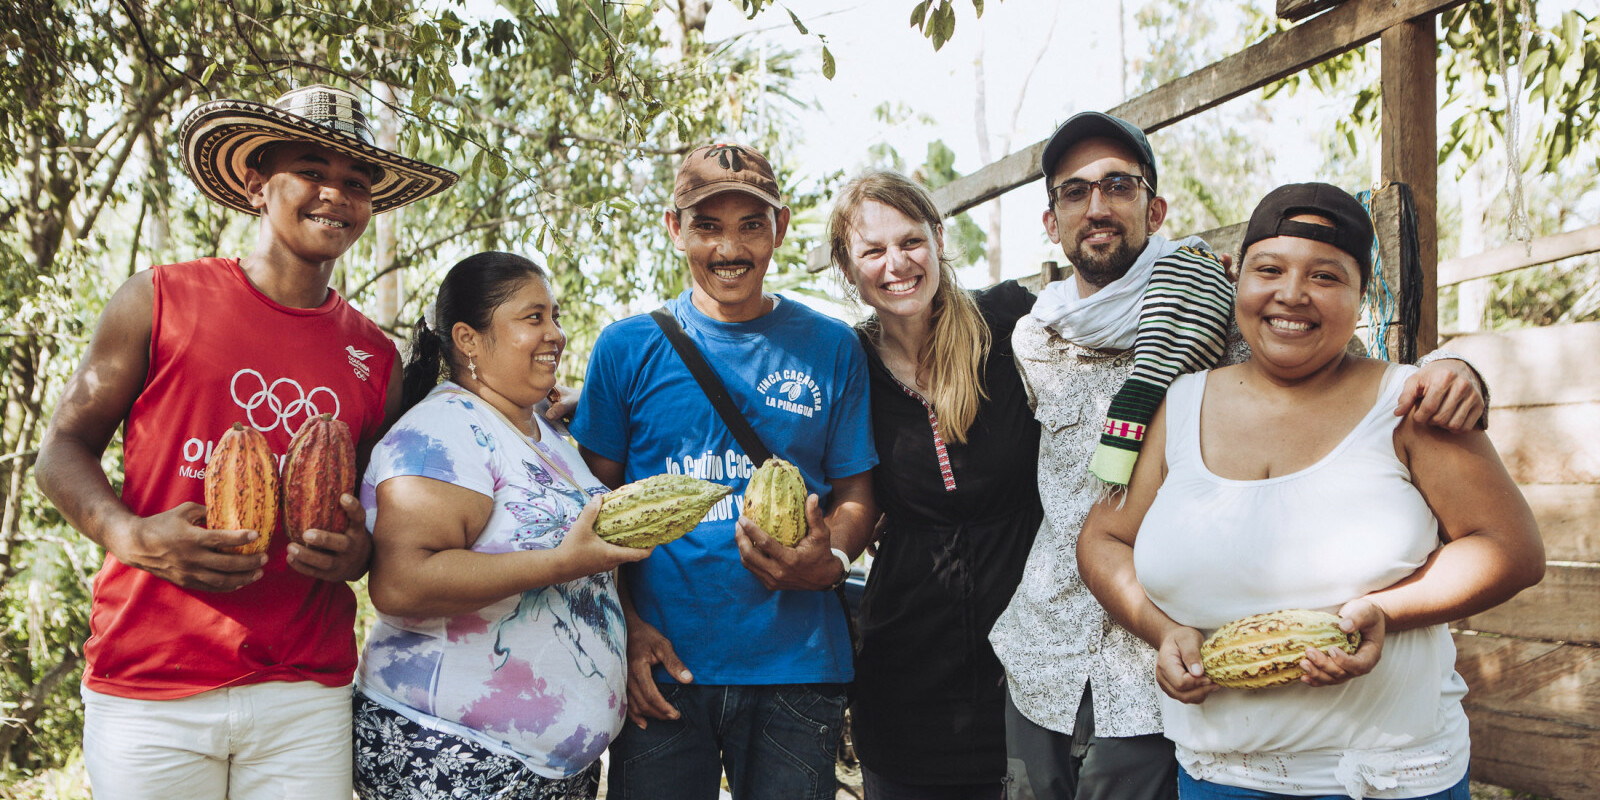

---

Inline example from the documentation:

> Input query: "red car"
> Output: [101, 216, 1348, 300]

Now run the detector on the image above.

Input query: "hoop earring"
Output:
[469, 358, 478, 382]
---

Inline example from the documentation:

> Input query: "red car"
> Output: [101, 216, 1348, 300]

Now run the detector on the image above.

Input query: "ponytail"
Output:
[399, 314, 446, 416]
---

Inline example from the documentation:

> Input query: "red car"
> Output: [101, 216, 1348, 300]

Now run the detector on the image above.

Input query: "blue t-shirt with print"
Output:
[572, 291, 877, 684]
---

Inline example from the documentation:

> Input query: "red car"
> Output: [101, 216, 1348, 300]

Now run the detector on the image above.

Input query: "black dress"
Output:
[850, 280, 1045, 785]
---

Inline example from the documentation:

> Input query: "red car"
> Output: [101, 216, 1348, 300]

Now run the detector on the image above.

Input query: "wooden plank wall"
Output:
[1438, 222, 1600, 286]
[1441, 320, 1600, 799]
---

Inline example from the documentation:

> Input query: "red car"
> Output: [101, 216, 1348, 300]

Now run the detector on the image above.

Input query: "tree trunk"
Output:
[374, 83, 402, 328]
[973, 36, 1002, 285]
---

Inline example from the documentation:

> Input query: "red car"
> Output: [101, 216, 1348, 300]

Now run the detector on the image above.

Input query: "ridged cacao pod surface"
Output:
[204, 422, 279, 555]
[744, 457, 806, 546]
[280, 413, 356, 545]
[1201, 609, 1361, 689]
[594, 474, 732, 548]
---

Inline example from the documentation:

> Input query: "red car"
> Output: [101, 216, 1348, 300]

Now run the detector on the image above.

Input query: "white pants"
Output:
[82, 681, 353, 800]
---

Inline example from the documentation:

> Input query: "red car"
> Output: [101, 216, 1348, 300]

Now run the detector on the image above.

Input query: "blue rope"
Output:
[1357, 189, 1393, 361]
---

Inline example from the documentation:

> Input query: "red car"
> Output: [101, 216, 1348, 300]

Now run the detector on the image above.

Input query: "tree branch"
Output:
[113, 0, 189, 84]
[1003, 5, 1060, 152]
[0, 654, 83, 754]
[76, 78, 183, 239]
[562, 133, 694, 157]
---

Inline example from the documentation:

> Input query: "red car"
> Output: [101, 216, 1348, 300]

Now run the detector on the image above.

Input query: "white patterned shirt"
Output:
[988, 314, 1249, 738]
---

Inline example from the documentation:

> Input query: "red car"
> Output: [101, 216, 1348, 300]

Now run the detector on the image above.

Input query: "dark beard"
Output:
[1068, 232, 1145, 288]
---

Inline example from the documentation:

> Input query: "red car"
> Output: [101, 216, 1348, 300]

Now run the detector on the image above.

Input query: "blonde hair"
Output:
[828, 170, 990, 444]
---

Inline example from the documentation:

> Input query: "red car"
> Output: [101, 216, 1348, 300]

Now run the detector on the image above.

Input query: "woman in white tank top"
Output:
[1076, 184, 1544, 800]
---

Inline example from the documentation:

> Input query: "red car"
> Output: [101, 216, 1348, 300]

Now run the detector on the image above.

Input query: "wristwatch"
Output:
[826, 547, 852, 591]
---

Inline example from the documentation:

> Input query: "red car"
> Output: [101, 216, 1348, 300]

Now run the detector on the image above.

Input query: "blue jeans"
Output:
[1177, 769, 1470, 800]
[606, 682, 846, 800]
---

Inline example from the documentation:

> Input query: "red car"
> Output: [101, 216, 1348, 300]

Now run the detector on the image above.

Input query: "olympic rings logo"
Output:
[230, 369, 342, 433]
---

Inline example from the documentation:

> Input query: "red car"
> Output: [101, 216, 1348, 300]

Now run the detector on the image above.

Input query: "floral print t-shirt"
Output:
[356, 383, 626, 779]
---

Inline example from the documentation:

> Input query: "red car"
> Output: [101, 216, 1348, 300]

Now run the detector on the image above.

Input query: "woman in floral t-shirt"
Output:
[354, 252, 650, 800]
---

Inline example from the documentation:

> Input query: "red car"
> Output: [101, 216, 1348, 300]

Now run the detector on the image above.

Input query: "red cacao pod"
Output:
[205, 422, 278, 554]
[280, 413, 357, 545]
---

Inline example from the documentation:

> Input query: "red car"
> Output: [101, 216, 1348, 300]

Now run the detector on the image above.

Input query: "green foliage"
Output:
[1249, 1, 1600, 182]
[917, 141, 989, 269]
[907, 0, 991, 51]
[726, 1, 993, 76]
[1435, 3, 1600, 174]
[0, 531, 97, 778]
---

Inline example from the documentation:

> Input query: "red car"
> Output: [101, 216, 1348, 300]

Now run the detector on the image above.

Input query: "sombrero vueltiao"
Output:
[181, 84, 458, 215]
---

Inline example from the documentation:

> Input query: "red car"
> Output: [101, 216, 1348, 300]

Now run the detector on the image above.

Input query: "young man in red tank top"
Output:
[35, 85, 456, 800]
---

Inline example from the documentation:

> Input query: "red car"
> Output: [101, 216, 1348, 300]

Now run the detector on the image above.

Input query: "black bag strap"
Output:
[650, 307, 772, 466]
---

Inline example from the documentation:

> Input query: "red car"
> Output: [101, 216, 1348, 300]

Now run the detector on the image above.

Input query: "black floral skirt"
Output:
[352, 690, 601, 800]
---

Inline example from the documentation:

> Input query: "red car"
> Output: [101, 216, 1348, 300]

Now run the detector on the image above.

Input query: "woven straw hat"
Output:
[180, 84, 458, 215]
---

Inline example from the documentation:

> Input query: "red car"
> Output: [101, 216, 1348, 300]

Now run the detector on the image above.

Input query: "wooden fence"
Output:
[804, 0, 1596, 795]
[1444, 317, 1600, 799]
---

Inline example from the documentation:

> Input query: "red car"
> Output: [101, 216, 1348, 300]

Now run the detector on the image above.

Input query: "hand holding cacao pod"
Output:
[123, 502, 265, 592]
[1155, 624, 1219, 705]
[594, 474, 732, 548]
[204, 422, 278, 555]
[284, 491, 373, 584]
[736, 492, 840, 592]
[1200, 609, 1362, 689]
[556, 496, 654, 576]
[1295, 599, 1386, 687]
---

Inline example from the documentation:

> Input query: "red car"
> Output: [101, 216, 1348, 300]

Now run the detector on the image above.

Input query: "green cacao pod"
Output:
[594, 474, 732, 548]
[1201, 609, 1361, 689]
[744, 457, 807, 547]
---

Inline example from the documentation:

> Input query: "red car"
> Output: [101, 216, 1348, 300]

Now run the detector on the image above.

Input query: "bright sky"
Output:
[701, 0, 1595, 305]
[705, 0, 1130, 291]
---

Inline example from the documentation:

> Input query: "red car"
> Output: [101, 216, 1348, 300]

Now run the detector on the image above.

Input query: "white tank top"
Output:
[1134, 365, 1470, 799]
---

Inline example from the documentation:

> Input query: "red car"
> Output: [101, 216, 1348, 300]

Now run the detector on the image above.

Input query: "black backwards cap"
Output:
[1240, 182, 1375, 279]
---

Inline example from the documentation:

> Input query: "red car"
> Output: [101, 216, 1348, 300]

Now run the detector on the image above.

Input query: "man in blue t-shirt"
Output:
[572, 142, 878, 800]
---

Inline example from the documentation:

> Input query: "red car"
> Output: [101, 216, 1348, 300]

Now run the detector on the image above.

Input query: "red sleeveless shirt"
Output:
[85, 257, 396, 699]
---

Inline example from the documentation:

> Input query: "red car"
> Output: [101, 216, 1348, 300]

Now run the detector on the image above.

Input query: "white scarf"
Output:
[1030, 234, 1208, 350]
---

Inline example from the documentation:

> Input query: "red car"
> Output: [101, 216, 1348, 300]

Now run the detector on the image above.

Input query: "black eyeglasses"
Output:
[1049, 175, 1152, 210]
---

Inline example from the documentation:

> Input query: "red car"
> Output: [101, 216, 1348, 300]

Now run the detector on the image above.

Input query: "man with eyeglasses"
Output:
[987, 111, 1490, 800]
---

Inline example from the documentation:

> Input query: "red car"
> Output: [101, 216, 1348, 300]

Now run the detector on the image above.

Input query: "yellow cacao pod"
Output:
[280, 413, 357, 545]
[1201, 609, 1361, 690]
[595, 474, 732, 548]
[205, 422, 279, 555]
[744, 457, 806, 547]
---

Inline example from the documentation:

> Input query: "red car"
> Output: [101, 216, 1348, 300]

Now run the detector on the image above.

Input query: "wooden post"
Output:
[1018, 261, 1067, 293]
[1369, 185, 1416, 361]
[1380, 17, 1438, 352]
